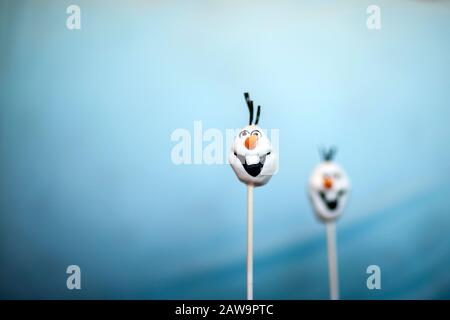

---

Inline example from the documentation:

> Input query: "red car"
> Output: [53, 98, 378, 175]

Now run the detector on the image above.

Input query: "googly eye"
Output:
[251, 130, 261, 138]
[239, 130, 250, 138]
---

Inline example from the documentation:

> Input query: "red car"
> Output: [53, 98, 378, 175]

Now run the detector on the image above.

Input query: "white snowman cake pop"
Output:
[229, 93, 278, 186]
[308, 147, 350, 300]
[228, 92, 277, 300]
[308, 147, 350, 222]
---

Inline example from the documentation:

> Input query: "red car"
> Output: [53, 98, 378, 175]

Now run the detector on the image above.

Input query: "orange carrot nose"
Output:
[245, 135, 258, 150]
[323, 177, 333, 189]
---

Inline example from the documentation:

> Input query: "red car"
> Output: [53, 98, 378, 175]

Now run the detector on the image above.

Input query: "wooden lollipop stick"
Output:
[247, 184, 254, 300]
[326, 221, 339, 300]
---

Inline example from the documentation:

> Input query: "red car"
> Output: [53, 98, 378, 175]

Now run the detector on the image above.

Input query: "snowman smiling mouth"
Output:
[319, 190, 346, 210]
[234, 152, 270, 177]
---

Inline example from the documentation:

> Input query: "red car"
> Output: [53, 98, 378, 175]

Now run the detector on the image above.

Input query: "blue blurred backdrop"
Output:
[1, 0, 450, 299]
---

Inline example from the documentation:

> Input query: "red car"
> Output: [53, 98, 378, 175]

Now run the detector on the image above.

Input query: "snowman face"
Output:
[308, 161, 350, 221]
[229, 125, 277, 187]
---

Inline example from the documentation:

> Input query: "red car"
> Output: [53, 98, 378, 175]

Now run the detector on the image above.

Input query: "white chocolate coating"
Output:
[229, 125, 278, 187]
[308, 161, 350, 221]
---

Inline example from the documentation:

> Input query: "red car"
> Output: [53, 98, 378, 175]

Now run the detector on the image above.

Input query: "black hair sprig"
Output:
[254, 104, 261, 125]
[320, 146, 337, 162]
[244, 92, 261, 125]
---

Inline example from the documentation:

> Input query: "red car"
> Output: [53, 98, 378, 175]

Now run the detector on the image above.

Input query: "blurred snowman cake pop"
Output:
[308, 147, 350, 222]
[229, 92, 278, 187]
[308, 146, 350, 300]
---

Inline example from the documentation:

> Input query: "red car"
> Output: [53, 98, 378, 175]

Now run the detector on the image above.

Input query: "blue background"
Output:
[1, 0, 450, 299]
